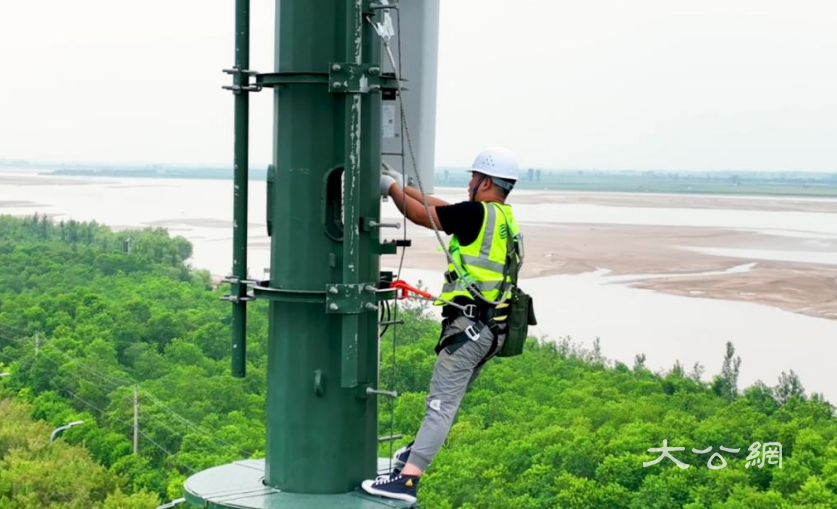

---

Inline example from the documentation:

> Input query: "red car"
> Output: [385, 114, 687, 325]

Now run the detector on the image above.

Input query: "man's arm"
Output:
[388, 184, 443, 230]
[404, 186, 450, 208]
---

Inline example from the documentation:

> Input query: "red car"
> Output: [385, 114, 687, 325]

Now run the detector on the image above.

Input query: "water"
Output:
[684, 247, 837, 266]
[519, 203, 837, 236]
[399, 265, 837, 404]
[2, 170, 837, 403]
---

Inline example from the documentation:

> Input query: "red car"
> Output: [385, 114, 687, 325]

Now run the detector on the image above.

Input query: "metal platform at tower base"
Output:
[184, 460, 416, 509]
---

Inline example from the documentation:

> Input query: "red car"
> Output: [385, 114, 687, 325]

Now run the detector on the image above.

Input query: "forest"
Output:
[1, 214, 836, 508]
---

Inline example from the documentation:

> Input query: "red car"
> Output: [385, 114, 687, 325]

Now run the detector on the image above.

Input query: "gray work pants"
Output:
[407, 315, 504, 471]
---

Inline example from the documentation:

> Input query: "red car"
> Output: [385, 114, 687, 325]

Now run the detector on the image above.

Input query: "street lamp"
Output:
[49, 420, 84, 444]
[155, 498, 185, 509]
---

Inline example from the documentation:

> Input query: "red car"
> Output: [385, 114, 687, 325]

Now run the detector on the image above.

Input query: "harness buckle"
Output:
[464, 324, 480, 341]
[462, 304, 478, 319]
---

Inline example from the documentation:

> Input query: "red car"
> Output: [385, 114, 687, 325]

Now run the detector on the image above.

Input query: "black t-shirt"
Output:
[435, 201, 485, 246]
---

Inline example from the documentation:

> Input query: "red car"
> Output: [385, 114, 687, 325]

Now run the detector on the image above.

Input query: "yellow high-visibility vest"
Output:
[438, 201, 520, 304]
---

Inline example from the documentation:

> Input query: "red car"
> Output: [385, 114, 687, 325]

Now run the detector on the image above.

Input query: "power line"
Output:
[136, 409, 240, 460]
[41, 353, 127, 393]
[45, 347, 133, 388]
[50, 374, 241, 462]
[48, 379, 130, 430]
[0, 324, 133, 388]
[0, 338, 39, 379]
[0, 350, 18, 362]
[0, 329, 28, 346]
[50, 366, 242, 464]
[136, 427, 199, 474]
[0, 322, 30, 337]
[3, 336, 131, 397]
[0, 322, 255, 458]
[2, 327, 140, 391]
[141, 390, 254, 457]
[1, 335, 137, 414]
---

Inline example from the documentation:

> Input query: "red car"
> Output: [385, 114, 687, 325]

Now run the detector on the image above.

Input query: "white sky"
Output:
[1, 0, 836, 172]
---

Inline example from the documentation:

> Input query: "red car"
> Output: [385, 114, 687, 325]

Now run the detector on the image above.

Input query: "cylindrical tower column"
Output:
[265, 0, 383, 494]
[184, 2, 416, 507]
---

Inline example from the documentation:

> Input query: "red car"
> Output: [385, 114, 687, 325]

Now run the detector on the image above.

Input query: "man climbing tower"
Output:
[362, 147, 523, 504]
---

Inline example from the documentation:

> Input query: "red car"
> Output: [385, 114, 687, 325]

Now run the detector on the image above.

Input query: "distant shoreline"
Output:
[41, 167, 837, 199]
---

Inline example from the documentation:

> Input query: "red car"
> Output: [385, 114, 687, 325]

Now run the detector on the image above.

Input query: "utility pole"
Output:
[133, 384, 139, 455]
[35, 332, 39, 355]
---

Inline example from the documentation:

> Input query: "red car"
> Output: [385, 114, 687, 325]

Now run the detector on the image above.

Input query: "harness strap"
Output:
[435, 303, 510, 363]
[435, 319, 485, 355]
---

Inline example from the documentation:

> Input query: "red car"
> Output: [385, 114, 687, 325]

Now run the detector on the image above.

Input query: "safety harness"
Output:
[433, 203, 522, 362]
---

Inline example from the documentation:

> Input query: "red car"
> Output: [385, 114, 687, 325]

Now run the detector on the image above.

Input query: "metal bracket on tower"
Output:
[376, 241, 399, 256]
[325, 283, 379, 314]
[376, 239, 412, 255]
[222, 67, 262, 94]
[329, 63, 393, 94]
[220, 276, 257, 303]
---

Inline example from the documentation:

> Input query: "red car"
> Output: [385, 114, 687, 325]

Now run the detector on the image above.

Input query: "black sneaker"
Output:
[361, 474, 419, 504]
[373, 469, 401, 482]
[392, 441, 414, 470]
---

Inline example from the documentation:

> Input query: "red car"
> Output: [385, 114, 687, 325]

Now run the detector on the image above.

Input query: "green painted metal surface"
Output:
[201, 0, 394, 504]
[184, 460, 414, 509]
[230, 0, 251, 379]
[263, 0, 384, 495]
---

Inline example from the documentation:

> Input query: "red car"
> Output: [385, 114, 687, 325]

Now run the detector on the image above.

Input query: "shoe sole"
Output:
[361, 481, 417, 504]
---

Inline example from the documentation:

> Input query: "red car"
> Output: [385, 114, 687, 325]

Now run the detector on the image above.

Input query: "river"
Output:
[2, 169, 836, 403]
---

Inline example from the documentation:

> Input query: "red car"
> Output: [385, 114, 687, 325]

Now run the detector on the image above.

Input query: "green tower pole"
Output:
[229, 0, 251, 379]
[265, 0, 382, 492]
[186, 1, 409, 506]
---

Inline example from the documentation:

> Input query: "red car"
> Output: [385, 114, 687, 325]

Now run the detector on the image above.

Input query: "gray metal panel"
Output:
[382, 0, 440, 194]
[184, 460, 415, 508]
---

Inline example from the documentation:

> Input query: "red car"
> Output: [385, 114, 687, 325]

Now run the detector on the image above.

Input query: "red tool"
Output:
[389, 280, 432, 301]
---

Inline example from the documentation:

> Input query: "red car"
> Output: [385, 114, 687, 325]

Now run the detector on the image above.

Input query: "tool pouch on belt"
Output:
[494, 206, 537, 358]
[496, 286, 537, 357]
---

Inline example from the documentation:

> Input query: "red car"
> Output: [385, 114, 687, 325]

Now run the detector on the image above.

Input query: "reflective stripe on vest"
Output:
[459, 254, 505, 273]
[438, 201, 519, 304]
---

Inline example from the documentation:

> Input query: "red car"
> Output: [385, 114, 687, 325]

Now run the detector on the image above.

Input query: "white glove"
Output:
[381, 162, 404, 188]
[380, 174, 396, 197]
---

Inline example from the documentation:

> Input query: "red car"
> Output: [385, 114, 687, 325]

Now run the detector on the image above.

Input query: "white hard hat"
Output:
[470, 147, 520, 181]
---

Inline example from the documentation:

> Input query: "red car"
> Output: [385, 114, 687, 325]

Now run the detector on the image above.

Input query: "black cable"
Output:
[379, 297, 392, 337]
